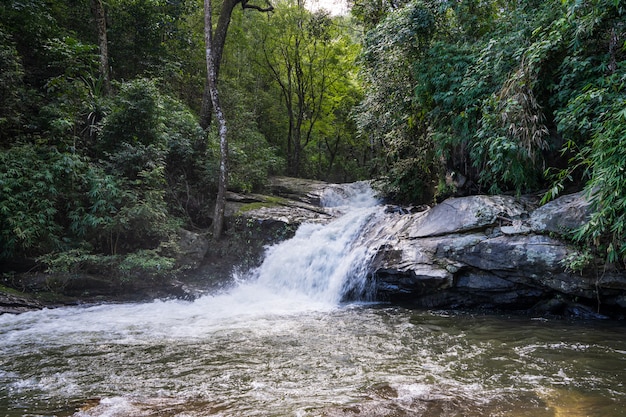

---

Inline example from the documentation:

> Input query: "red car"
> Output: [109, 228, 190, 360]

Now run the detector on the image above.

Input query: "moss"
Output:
[0, 283, 25, 296]
[236, 196, 290, 214]
[237, 202, 279, 213]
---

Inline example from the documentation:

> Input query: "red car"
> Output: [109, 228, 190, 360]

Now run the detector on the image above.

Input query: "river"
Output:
[1, 184, 625, 416]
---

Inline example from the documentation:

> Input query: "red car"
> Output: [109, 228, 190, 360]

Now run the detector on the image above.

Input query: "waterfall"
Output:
[0, 182, 388, 345]
[250, 181, 385, 304]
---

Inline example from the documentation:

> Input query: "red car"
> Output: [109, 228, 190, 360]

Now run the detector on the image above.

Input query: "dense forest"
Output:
[0, 0, 624, 283]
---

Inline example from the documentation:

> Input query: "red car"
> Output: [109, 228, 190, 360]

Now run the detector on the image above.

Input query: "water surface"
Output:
[1, 302, 625, 417]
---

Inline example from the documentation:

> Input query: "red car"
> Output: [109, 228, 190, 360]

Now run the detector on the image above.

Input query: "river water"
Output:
[1, 184, 625, 417]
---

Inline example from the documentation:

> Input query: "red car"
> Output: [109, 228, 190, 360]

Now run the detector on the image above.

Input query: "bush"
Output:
[0, 145, 64, 258]
[0, 27, 25, 145]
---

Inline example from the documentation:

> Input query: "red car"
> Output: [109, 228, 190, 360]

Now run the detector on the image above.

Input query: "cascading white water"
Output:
[251, 181, 384, 304]
[0, 182, 387, 345]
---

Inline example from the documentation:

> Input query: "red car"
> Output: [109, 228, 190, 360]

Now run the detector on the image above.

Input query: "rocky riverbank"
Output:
[368, 193, 625, 319]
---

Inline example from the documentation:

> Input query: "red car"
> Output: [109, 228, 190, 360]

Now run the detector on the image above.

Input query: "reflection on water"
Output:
[1, 304, 625, 417]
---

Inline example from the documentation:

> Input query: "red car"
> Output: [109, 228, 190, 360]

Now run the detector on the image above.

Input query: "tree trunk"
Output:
[205, 0, 229, 239]
[90, 0, 111, 95]
[200, 0, 240, 129]
[199, 0, 273, 129]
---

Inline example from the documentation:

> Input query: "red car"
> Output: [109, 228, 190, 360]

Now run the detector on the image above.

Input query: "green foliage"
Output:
[0, 142, 183, 263]
[117, 249, 176, 281]
[355, 0, 625, 264]
[97, 79, 208, 231]
[0, 145, 63, 258]
[540, 1, 626, 264]
[560, 248, 594, 274]
[210, 123, 284, 193]
[99, 79, 166, 155]
[251, 3, 368, 179]
[38, 248, 176, 282]
[0, 27, 25, 144]
[573, 91, 626, 264]
[357, 1, 440, 202]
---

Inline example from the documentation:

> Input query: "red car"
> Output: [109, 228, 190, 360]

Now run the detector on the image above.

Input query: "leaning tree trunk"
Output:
[200, 0, 238, 129]
[205, 0, 229, 239]
[90, 0, 111, 95]
[199, 0, 274, 129]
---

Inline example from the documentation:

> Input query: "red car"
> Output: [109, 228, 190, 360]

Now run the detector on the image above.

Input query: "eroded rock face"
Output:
[368, 192, 623, 317]
[0, 291, 43, 314]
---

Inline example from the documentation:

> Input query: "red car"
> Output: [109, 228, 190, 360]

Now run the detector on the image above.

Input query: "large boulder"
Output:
[368, 192, 624, 317]
[529, 191, 591, 235]
[406, 195, 527, 238]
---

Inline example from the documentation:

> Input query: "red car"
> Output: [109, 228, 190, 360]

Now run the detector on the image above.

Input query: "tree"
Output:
[90, 0, 111, 95]
[204, 0, 229, 239]
[259, 4, 360, 177]
[356, 0, 439, 202]
[199, 0, 273, 129]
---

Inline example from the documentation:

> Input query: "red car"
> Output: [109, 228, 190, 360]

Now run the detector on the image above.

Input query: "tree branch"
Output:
[241, 0, 274, 12]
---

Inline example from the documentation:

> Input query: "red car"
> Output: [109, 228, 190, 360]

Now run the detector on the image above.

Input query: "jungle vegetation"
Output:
[0, 0, 623, 280]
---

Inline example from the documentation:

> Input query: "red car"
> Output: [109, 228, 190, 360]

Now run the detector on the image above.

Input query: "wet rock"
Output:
[240, 204, 332, 225]
[531, 298, 609, 319]
[0, 291, 43, 314]
[455, 271, 516, 291]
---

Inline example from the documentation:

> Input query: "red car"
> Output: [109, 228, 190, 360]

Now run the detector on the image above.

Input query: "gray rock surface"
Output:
[0, 291, 43, 314]
[367, 192, 624, 316]
[529, 191, 591, 235]
[406, 195, 526, 238]
[176, 229, 209, 269]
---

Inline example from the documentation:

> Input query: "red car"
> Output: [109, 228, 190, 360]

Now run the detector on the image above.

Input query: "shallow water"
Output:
[1, 302, 625, 417]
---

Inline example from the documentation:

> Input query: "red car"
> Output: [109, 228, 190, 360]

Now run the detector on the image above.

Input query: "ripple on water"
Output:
[1, 307, 626, 417]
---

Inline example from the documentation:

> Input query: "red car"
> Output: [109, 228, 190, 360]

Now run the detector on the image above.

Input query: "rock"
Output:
[218, 185, 622, 317]
[529, 191, 591, 235]
[500, 220, 532, 235]
[407, 195, 526, 238]
[268, 176, 330, 206]
[240, 205, 332, 225]
[0, 291, 43, 314]
[366, 192, 625, 317]
[175, 229, 209, 269]
[233, 179, 379, 227]
[455, 271, 516, 291]
[597, 272, 626, 290]
[440, 234, 570, 276]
